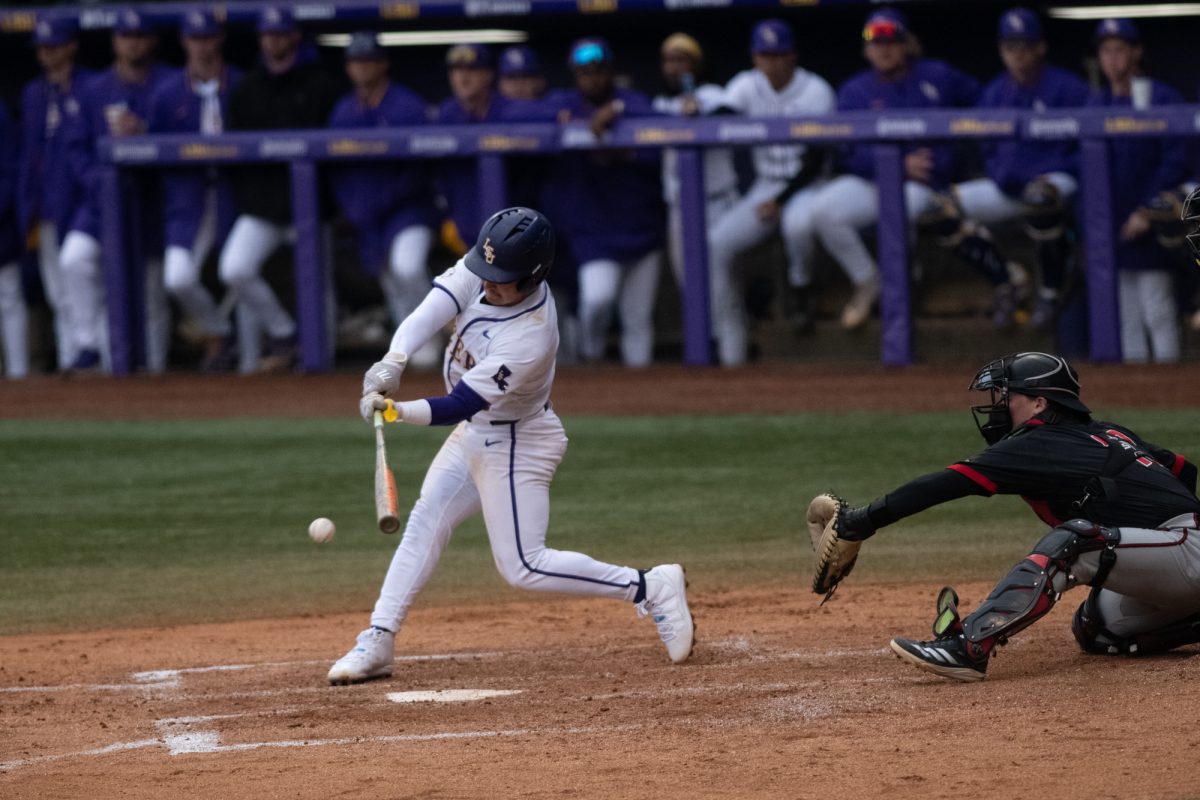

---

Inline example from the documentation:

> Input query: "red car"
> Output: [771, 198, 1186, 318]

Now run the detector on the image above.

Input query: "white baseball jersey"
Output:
[432, 261, 557, 425]
[652, 85, 739, 204]
[368, 262, 643, 635]
[721, 67, 836, 180]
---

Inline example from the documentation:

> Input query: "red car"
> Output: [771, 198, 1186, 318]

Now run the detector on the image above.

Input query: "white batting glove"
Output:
[362, 352, 408, 397]
[359, 392, 391, 424]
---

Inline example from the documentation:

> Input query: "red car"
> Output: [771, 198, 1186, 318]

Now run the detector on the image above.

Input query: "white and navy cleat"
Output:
[637, 564, 695, 664]
[327, 626, 395, 685]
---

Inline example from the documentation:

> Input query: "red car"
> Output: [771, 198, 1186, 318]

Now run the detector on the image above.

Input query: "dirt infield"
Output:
[3, 364, 1200, 799]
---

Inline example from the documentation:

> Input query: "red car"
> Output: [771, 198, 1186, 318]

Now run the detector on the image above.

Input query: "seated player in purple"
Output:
[809, 8, 979, 330]
[952, 8, 1090, 330]
[1087, 19, 1189, 363]
[59, 8, 175, 374]
[540, 38, 666, 368]
[147, 8, 243, 372]
[328, 32, 442, 368]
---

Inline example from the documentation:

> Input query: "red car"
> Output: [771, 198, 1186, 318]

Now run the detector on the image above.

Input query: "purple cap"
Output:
[750, 19, 794, 55]
[1094, 18, 1140, 45]
[998, 8, 1043, 42]
[862, 9, 909, 43]
[346, 31, 386, 61]
[181, 8, 222, 38]
[568, 38, 612, 68]
[499, 45, 541, 77]
[257, 6, 297, 34]
[114, 8, 153, 36]
[34, 16, 77, 46]
[446, 43, 493, 69]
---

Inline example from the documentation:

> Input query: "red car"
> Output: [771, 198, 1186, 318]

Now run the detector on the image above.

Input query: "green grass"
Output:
[3, 410, 1199, 635]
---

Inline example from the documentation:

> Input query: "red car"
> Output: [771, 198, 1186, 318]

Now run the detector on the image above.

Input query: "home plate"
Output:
[387, 689, 523, 704]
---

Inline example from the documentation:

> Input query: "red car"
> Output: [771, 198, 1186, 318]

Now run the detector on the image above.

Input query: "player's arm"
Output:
[837, 468, 988, 541]
[364, 380, 489, 426]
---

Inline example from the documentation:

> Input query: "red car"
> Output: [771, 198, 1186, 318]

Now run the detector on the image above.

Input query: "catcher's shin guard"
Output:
[963, 520, 1120, 657]
[1073, 586, 1200, 656]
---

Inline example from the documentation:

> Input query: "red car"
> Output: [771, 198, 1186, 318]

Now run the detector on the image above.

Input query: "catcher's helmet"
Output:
[1182, 187, 1200, 263]
[463, 206, 555, 291]
[970, 352, 1089, 444]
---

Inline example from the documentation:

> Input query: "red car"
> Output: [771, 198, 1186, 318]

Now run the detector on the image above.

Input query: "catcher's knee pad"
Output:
[1020, 179, 1068, 242]
[964, 521, 1120, 646]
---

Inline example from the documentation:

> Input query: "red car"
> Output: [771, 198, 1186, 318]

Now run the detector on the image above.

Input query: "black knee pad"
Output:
[1021, 179, 1068, 241]
[1071, 587, 1118, 654]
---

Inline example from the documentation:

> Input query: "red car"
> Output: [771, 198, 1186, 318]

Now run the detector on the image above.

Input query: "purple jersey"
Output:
[1088, 80, 1190, 271]
[433, 92, 515, 246]
[329, 82, 437, 272]
[18, 66, 94, 239]
[64, 64, 175, 242]
[146, 67, 242, 249]
[837, 58, 980, 189]
[539, 87, 665, 264]
[977, 64, 1089, 196]
[0, 101, 19, 264]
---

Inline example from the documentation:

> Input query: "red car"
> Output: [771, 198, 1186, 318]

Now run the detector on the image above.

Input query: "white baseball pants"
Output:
[218, 214, 296, 340]
[577, 250, 662, 368]
[164, 188, 230, 338]
[1118, 269, 1179, 363]
[0, 260, 28, 378]
[953, 172, 1078, 225]
[37, 222, 76, 368]
[810, 175, 939, 287]
[59, 229, 169, 373]
[370, 410, 641, 633]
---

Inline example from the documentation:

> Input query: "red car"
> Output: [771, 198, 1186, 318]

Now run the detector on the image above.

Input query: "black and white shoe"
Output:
[890, 634, 988, 682]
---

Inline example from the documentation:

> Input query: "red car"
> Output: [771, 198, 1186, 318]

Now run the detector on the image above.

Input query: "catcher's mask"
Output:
[1183, 187, 1200, 264]
[970, 352, 1089, 444]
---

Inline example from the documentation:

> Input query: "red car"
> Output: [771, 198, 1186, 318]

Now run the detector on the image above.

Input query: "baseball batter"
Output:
[327, 207, 695, 684]
[711, 19, 834, 355]
[827, 352, 1200, 681]
[809, 9, 979, 330]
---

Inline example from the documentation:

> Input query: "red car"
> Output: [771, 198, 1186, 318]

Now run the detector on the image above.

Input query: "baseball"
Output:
[308, 517, 335, 544]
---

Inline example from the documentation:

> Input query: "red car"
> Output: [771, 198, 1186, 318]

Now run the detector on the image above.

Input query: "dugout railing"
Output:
[97, 105, 1200, 374]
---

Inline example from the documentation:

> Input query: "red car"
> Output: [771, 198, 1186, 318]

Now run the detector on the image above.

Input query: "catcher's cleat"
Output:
[327, 626, 395, 685]
[889, 634, 988, 682]
[637, 564, 695, 664]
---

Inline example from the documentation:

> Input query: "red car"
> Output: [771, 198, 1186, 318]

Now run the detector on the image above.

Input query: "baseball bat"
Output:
[373, 410, 401, 534]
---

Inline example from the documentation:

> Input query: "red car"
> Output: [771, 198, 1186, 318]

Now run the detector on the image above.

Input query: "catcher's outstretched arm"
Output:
[844, 469, 985, 539]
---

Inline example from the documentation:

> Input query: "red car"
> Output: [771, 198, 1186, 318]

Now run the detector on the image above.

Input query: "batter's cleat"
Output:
[637, 564, 695, 664]
[890, 634, 988, 682]
[327, 626, 395, 685]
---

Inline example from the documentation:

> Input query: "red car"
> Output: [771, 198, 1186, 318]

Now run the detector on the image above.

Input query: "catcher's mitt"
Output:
[807, 493, 862, 602]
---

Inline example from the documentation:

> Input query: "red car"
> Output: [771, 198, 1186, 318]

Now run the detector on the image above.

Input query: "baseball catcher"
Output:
[815, 352, 1200, 682]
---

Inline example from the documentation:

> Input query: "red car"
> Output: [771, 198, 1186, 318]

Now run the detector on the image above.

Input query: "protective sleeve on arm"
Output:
[864, 468, 988, 531]
[774, 147, 829, 205]
[388, 285, 458, 356]
[426, 381, 490, 426]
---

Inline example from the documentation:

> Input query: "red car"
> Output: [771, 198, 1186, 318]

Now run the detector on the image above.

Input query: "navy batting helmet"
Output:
[463, 207, 555, 290]
[970, 352, 1089, 443]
